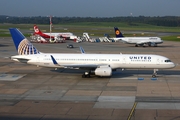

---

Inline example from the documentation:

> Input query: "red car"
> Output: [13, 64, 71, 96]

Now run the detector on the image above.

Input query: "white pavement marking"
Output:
[0, 74, 26, 81]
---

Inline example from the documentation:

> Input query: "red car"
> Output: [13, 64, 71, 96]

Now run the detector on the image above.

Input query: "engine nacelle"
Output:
[94, 66, 112, 76]
[149, 42, 157, 46]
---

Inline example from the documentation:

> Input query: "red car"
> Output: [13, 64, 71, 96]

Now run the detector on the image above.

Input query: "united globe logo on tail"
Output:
[9, 28, 40, 55]
[18, 39, 40, 55]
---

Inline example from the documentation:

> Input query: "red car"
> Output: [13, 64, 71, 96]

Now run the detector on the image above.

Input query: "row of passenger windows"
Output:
[43, 58, 172, 63]
[44, 58, 98, 61]
[44, 58, 154, 62]
[44, 58, 120, 61]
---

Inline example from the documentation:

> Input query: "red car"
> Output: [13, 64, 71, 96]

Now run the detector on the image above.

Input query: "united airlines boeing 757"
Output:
[9, 28, 175, 78]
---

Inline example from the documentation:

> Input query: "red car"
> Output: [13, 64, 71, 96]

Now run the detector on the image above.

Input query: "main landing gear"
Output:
[152, 69, 158, 78]
[82, 71, 91, 78]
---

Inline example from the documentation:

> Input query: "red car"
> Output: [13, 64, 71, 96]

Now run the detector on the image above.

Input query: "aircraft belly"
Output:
[120, 64, 147, 69]
[109, 64, 119, 69]
[29, 61, 53, 67]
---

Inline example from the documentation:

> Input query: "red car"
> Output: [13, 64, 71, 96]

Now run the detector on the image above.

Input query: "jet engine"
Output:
[149, 42, 157, 47]
[94, 66, 112, 76]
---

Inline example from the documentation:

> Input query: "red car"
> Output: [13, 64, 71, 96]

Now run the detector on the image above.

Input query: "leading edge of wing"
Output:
[50, 55, 99, 68]
[136, 41, 150, 45]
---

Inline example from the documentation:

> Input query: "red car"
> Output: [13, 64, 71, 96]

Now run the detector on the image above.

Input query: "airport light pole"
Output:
[50, 16, 52, 41]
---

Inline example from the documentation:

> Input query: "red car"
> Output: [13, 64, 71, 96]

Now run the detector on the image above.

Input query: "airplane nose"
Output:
[171, 62, 176, 68]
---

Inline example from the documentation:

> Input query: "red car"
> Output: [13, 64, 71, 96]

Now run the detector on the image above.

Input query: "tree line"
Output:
[0, 15, 180, 27]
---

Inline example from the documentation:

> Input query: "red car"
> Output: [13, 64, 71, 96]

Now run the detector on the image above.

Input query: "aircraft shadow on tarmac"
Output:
[127, 45, 175, 48]
[50, 69, 180, 78]
[111, 70, 180, 78]
[0, 44, 9, 47]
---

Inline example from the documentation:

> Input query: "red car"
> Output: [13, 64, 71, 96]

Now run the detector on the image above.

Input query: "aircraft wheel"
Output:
[152, 74, 156, 78]
[87, 74, 91, 78]
[82, 73, 91, 78]
[82, 74, 86, 78]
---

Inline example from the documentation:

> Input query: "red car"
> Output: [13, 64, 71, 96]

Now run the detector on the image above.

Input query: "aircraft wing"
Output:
[50, 55, 108, 69]
[119, 39, 128, 43]
[136, 41, 151, 45]
[62, 64, 99, 69]
[63, 64, 112, 70]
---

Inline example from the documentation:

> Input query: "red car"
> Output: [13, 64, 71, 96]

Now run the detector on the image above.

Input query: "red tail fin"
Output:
[34, 25, 42, 34]
[33, 24, 54, 39]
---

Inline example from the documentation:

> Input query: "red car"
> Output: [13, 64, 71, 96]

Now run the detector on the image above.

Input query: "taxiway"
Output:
[0, 37, 180, 120]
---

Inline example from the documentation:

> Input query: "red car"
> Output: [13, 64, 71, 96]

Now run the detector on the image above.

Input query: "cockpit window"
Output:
[165, 60, 171, 62]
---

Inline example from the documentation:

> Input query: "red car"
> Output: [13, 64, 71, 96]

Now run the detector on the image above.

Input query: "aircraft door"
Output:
[123, 57, 126, 64]
[37, 56, 40, 63]
[156, 58, 160, 65]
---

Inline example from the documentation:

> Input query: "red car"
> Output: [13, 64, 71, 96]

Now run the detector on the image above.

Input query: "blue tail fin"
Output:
[114, 27, 124, 38]
[9, 28, 40, 55]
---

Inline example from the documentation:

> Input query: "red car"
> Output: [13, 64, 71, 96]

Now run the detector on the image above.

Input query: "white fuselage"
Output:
[11, 53, 175, 69]
[112, 37, 163, 44]
[45, 32, 74, 38]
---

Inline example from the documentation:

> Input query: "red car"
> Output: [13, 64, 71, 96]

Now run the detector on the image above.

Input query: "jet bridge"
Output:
[82, 32, 96, 42]
[98, 37, 112, 42]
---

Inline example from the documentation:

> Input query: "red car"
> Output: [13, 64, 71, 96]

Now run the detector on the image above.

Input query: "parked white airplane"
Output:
[112, 27, 163, 47]
[9, 28, 175, 78]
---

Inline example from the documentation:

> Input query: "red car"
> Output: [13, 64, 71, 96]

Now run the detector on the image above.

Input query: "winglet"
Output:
[50, 55, 60, 66]
[114, 27, 124, 38]
[80, 46, 85, 54]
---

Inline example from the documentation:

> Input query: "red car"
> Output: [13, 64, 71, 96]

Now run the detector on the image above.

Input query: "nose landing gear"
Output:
[152, 69, 158, 78]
